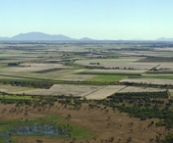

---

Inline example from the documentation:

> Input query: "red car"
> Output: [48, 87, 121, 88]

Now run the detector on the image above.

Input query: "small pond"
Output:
[0, 117, 72, 143]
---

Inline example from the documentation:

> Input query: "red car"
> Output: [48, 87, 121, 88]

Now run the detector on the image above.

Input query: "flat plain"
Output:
[0, 42, 173, 143]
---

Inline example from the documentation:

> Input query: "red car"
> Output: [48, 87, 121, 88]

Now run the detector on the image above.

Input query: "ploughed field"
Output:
[0, 84, 168, 99]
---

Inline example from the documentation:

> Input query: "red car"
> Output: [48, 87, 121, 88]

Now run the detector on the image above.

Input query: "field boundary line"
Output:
[145, 64, 160, 73]
[83, 86, 106, 98]
[115, 86, 127, 93]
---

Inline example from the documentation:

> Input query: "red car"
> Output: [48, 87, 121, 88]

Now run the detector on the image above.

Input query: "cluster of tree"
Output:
[57, 95, 83, 109]
[110, 91, 168, 99]
[107, 91, 168, 106]
[161, 133, 173, 143]
[7, 62, 20, 66]
[98, 91, 173, 129]
[95, 101, 173, 130]
[138, 56, 173, 62]
[121, 81, 173, 89]
[0, 98, 31, 105]
[2, 80, 53, 89]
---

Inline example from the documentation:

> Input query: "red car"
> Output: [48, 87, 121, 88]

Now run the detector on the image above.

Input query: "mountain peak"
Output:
[80, 37, 93, 41]
[10, 32, 74, 41]
[0, 32, 93, 41]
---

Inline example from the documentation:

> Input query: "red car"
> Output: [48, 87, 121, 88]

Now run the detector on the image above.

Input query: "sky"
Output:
[0, 0, 173, 40]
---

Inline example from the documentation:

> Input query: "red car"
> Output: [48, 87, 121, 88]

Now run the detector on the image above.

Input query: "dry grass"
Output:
[0, 102, 168, 143]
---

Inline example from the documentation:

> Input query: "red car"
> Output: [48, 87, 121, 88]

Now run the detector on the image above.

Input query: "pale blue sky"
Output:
[0, 0, 173, 40]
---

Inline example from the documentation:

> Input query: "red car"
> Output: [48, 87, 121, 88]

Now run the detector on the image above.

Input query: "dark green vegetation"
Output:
[34, 68, 68, 73]
[138, 57, 173, 62]
[1, 80, 53, 89]
[94, 91, 173, 142]
[79, 71, 141, 77]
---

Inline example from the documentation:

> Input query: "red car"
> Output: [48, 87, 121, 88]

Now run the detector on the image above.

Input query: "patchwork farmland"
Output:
[0, 42, 173, 143]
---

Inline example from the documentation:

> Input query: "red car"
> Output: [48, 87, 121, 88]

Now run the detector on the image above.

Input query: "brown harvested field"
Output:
[116, 62, 158, 70]
[120, 78, 173, 85]
[157, 63, 173, 71]
[124, 62, 158, 70]
[41, 69, 70, 74]
[75, 59, 158, 70]
[2, 63, 68, 73]
[121, 51, 173, 57]
[117, 86, 166, 93]
[75, 58, 140, 64]
[85, 85, 125, 99]
[154, 48, 173, 51]
[87, 69, 146, 73]
[0, 102, 169, 143]
[24, 84, 103, 97]
[59, 73, 95, 81]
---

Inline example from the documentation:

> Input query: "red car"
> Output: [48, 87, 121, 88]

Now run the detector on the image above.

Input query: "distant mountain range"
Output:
[0, 32, 173, 41]
[0, 37, 9, 40]
[156, 37, 173, 41]
[0, 32, 93, 41]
